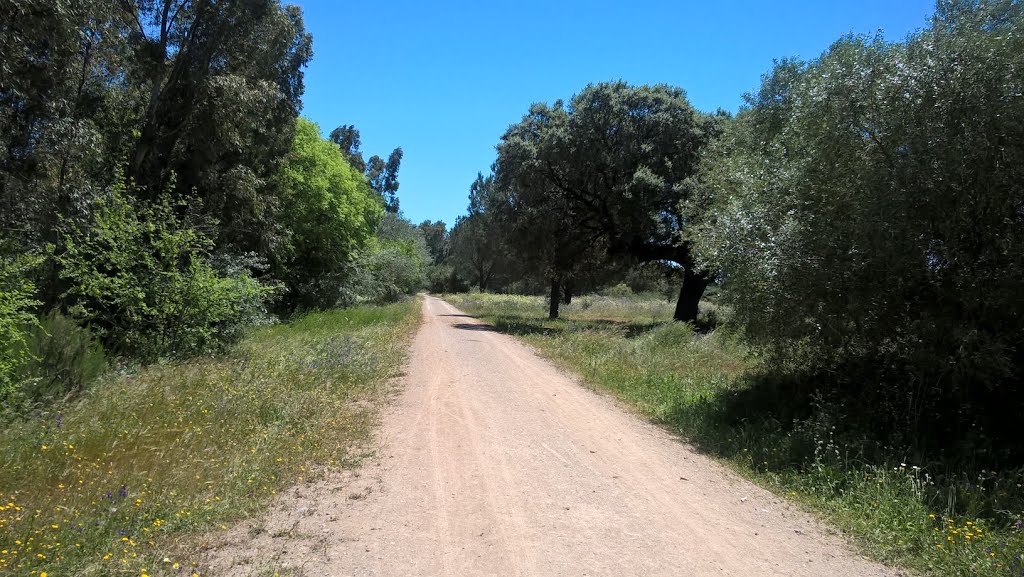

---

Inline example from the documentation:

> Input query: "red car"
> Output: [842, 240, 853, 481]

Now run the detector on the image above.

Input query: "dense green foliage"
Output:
[58, 185, 274, 361]
[695, 1, 1024, 460]
[0, 252, 42, 401]
[0, 1, 423, 409]
[275, 118, 383, 310]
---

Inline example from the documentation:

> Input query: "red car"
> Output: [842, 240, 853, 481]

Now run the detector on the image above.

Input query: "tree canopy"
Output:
[274, 118, 383, 310]
[695, 0, 1024, 450]
[493, 82, 718, 320]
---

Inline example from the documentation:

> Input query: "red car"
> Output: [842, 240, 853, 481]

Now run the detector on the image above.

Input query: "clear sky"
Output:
[292, 0, 937, 228]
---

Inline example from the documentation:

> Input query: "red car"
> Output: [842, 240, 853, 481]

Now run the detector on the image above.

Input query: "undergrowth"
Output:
[0, 300, 419, 577]
[443, 292, 1024, 577]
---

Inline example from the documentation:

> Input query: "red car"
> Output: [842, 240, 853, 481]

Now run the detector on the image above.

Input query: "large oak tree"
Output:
[496, 82, 718, 321]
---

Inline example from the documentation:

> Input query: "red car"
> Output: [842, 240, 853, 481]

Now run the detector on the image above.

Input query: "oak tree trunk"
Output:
[673, 267, 710, 322]
[548, 276, 561, 320]
[562, 279, 574, 305]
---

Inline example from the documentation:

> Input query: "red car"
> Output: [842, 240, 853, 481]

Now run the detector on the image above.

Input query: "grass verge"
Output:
[0, 300, 419, 577]
[443, 292, 1024, 577]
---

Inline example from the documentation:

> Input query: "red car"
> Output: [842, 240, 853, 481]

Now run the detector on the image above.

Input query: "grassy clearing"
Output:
[443, 292, 1024, 577]
[0, 300, 419, 577]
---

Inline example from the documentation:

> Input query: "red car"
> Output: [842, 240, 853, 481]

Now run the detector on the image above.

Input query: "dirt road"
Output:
[203, 296, 895, 576]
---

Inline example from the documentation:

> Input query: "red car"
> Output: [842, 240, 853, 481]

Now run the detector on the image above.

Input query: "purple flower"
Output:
[118, 485, 128, 498]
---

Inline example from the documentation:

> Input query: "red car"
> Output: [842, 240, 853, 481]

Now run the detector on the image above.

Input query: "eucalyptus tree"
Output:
[118, 0, 312, 256]
[329, 124, 403, 212]
[365, 148, 403, 213]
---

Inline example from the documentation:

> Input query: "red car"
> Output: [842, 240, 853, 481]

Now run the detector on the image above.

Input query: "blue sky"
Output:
[293, 0, 937, 228]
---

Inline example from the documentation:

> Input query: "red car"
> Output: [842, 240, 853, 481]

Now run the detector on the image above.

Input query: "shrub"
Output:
[0, 251, 42, 404]
[603, 283, 633, 298]
[16, 311, 107, 404]
[275, 118, 383, 311]
[58, 184, 276, 361]
[697, 2, 1024, 458]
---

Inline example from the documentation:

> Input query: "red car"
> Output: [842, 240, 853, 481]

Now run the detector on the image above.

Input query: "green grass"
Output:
[443, 292, 1024, 577]
[0, 300, 419, 577]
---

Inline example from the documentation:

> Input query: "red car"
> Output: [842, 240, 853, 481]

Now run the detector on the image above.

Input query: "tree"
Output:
[696, 0, 1024, 447]
[274, 118, 383, 310]
[329, 123, 403, 212]
[0, 0, 118, 256]
[493, 104, 610, 318]
[495, 83, 717, 321]
[329, 124, 365, 171]
[120, 0, 312, 256]
[450, 173, 511, 292]
[417, 220, 449, 264]
[366, 148, 403, 213]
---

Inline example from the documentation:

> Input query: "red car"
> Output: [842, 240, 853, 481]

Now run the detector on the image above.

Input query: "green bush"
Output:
[57, 184, 276, 361]
[697, 2, 1024, 458]
[0, 251, 42, 404]
[275, 118, 383, 311]
[16, 311, 107, 404]
[602, 283, 633, 298]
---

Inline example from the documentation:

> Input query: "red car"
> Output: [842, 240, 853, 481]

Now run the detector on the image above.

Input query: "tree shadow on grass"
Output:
[657, 368, 1024, 523]
[659, 373, 819, 470]
[485, 315, 668, 340]
[490, 317, 564, 337]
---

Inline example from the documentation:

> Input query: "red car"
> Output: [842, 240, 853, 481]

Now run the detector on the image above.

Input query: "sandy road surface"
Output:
[202, 296, 896, 576]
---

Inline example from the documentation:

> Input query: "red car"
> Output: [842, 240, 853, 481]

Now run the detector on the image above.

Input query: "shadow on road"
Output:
[451, 323, 497, 332]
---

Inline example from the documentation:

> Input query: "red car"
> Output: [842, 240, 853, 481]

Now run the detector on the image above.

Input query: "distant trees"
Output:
[350, 213, 430, 303]
[417, 220, 449, 264]
[449, 173, 510, 292]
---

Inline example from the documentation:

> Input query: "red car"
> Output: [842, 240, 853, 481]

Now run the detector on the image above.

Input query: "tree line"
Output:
[1, 0, 430, 410]
[437, 1, 1023, 461]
